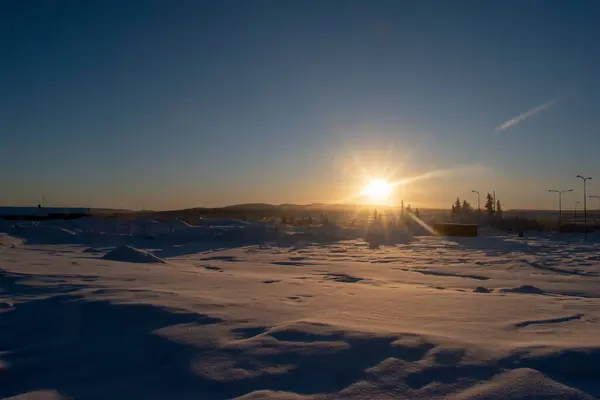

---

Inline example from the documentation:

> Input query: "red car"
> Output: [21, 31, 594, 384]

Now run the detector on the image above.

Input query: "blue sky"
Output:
[2, 0, 600, 210]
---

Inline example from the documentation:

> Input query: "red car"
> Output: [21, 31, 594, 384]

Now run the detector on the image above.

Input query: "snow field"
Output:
[1, 218, 600, 399]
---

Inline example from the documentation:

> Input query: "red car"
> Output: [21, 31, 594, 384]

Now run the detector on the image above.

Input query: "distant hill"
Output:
[222, 203, 278, 210]
[91, 208, 132, 214]
[122, 203, 450, 222]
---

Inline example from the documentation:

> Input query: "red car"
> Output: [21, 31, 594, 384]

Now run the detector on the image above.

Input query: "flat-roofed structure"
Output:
[0, 207, 91, 221]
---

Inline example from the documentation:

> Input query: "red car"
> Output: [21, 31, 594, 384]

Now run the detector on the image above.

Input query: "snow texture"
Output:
[1, 218, 600, 399]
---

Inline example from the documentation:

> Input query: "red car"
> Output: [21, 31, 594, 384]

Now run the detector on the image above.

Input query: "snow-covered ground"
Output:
[1, 219, 600, 399]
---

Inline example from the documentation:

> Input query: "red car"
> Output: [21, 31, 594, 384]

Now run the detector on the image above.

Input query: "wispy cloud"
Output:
[494, 97, 558, 131]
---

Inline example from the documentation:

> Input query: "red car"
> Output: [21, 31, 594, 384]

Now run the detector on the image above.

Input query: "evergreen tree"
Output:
[406, 204, 413, 214]
[400, 200, 405, 215]
[415, 208, 420, 218]
[454, 198, 462, 215]
[281, 215, 288, 225]
[485, 193, 495, 216]
[496, 200, 503, 217]
[462, 200, 472, 213]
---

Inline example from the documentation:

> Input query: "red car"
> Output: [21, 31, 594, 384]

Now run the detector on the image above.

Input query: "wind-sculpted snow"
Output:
[1, 224, 600, 399]
[0, 234, 22, 249]
[102, 245, 167, 264]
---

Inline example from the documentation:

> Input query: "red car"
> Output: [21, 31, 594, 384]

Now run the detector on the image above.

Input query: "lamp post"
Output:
[548, 189, 572, 225]
[576, 175, 592, 229]
[472, 190, 480, 212]
[589, 195, 600, 223]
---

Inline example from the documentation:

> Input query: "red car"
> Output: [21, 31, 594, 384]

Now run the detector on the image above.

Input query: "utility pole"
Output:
[548, 189, 572, 225]
[576, 175, 592, 230]
[472, 190, 480, 211]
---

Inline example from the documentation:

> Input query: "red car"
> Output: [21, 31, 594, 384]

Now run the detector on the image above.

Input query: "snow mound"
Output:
[102, 245, 166, 264]
[0, 233, 23, 248]
[455, 367, 595, 399]
[500, 285, 546, 295]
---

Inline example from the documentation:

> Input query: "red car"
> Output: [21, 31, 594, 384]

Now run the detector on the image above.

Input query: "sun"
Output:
[362, 179, 393, 204]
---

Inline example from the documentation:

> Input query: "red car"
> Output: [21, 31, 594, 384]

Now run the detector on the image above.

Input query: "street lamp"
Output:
[589, 195, 600, 222]
[548, 189, 572, 225]
[472, 190, 480, 211]
[576, 175, 592, 228]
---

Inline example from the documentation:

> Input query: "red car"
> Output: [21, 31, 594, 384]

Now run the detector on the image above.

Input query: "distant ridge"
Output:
[128, 204, 451, 219]
[222, 203, 278, 210]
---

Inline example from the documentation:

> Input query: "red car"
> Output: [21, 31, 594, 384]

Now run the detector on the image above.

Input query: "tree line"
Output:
[451, 193, 502, 217]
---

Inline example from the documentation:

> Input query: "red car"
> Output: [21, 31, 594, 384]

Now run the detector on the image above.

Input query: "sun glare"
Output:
[362, 179, 392, 204]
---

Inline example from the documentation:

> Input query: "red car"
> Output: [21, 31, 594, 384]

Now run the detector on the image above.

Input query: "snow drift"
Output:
[0, 233, 23, 248]
[102, 245, 166, 264]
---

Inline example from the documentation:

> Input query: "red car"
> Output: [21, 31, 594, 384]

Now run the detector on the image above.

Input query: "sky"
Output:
[2, 0, 600, 211]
